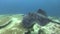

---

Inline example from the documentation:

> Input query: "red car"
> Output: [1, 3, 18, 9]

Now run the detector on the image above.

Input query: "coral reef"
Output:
[0, 14, 60, 34]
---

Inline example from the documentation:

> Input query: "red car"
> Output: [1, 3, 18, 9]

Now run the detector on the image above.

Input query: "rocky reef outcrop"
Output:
[0, 14, 60, 34]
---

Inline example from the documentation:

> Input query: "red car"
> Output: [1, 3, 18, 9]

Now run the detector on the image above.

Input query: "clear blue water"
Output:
[0, 0, 60, 17]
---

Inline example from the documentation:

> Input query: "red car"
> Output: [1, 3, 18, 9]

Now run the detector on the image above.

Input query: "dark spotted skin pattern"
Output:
[22, 9, 60, 34]
[21, 9, 49, 34]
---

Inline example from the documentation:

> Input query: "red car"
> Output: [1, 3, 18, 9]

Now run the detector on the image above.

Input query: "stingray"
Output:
[22, 9, 60, 34]
[22, 9, 60, 28]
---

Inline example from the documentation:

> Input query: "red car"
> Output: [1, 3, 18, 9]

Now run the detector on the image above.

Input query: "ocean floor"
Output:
[0, 14, 60, 34]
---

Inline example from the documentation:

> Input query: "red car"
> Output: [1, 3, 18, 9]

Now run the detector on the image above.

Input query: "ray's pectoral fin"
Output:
[38, 18, 50, 26]
[37, 9, 47, 16]
[36, 9, 49, 26]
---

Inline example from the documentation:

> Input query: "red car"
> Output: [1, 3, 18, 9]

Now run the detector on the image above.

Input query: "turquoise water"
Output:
[0, 0, 60, 17]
